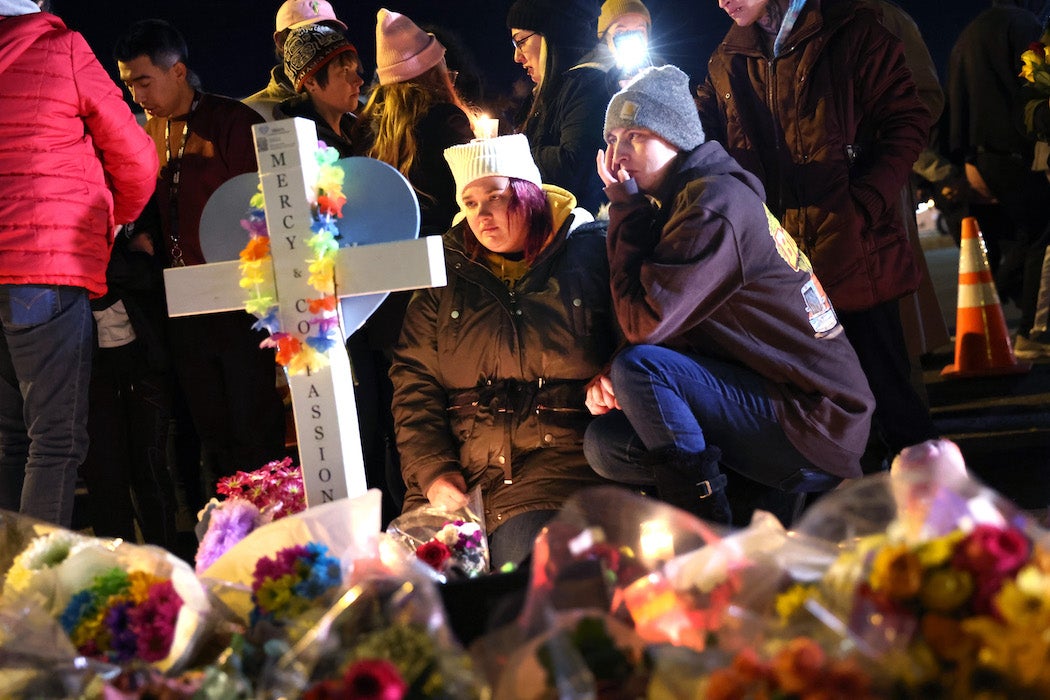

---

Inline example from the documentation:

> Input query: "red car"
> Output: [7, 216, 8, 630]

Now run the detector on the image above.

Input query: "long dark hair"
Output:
[461, 178, 554, 265]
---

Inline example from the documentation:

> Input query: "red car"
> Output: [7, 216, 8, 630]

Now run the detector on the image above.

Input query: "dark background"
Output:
[52, 1, 988, 112]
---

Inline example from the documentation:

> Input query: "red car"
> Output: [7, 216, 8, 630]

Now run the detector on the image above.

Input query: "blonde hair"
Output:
[356, 64, 471, 181]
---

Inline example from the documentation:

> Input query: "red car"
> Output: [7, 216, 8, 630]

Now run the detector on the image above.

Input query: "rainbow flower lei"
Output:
[238, 144, 346, 375]
[58, 567, 183, 664]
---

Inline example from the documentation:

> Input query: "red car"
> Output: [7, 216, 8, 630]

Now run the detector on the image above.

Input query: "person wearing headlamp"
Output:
[585, 0, 660, 90]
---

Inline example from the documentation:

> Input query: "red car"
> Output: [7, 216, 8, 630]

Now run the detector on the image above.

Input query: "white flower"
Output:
[2, 531, 91, 605]
[458, 522, 481, 537]
[436, 524, 460, 546]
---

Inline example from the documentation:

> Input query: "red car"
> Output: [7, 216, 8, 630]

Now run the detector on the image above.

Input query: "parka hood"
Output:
[0, 12, 59, 76]
[662, 141, 767, 206]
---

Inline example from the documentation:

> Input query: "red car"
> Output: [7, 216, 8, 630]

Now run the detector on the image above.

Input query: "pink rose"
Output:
[342, 659, 408, 700]
[953, 524, 1030, 578]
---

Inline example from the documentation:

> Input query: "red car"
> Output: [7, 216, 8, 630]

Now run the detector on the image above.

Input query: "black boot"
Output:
[644, 446, 732, 525]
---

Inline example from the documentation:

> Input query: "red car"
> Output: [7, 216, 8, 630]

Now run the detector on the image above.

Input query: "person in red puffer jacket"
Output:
[0, 0, 157, 528]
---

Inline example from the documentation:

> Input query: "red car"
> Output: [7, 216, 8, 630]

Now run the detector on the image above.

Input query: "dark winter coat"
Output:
[0, 12, 157, 296]
[518, 64, 610, 216]
[390, 187, 616, 532]
[605, 141, 875, 478]
[696, 0, 929, 313]
[947, 2, 1043, 184]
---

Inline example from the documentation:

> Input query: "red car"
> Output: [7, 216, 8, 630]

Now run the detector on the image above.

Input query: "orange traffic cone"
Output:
[942, 217, 1031, 378]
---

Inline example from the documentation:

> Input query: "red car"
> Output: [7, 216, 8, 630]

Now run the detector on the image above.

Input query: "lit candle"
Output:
[474, 116, 499, 140]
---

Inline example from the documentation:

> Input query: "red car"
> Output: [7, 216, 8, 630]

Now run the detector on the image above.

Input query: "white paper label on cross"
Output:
[164, 117, 446, 506]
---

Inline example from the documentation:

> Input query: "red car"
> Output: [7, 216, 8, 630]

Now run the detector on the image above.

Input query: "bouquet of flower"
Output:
[493, 608, 653, 700]
[386, 506, 489, 580]
[258, 557, 490, 699]
[700, 636, 876, 700]
[1021, 30, 1050, 96]
[197, 489, 381, 621]
[248, 542, 343, 631]
[512, 486, 737, 650]
[195, 457, 306, 573]
[778, 440, 1050, 697]
[0, 515, 224, 689]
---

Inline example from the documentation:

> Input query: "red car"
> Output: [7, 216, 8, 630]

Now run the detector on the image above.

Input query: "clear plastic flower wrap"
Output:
[0, 510, 231, 692]
[257, 556, 491, 699]
[465, 486, 735, 697]
[385, 502, 489, 581]
[198, 488, 383, 623]
[779, 439, 1050, 697]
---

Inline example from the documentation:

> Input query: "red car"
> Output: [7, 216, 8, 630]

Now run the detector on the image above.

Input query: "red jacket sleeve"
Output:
[70, 31, 157, 226]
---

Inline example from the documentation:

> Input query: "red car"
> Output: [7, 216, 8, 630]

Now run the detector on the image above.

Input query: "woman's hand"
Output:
[596, 149, 628, 187]
[426, 473, 469, 511]
[585, 372, 619, 415]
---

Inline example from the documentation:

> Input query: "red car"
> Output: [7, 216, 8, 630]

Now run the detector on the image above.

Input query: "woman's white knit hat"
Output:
[444, 134, 543, 206]
[375, 8, 446, 85]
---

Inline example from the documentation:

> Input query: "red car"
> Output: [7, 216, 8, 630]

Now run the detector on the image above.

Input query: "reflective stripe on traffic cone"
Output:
[942, 217, 1031, 377]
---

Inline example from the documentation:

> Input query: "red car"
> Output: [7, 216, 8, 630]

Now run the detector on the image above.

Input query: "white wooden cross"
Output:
[164, 117, 446, 506]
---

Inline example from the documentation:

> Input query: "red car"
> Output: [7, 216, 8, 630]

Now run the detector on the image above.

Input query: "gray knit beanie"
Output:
[604, 64, 704, 151]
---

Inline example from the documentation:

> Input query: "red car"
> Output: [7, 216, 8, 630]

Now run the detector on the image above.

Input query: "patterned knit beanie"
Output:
[375, 8, 446, 85]
[444, 134, 543, 206]
[604, 65, 705, 150]
[284, 25, 357, 92]
[597, 0, 651, 38]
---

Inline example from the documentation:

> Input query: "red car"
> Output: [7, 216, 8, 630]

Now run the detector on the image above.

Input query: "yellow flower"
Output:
[919, 567, 974, 613]
[914, 531, 964, 568]
[995, 565, 1050, 629]
[255, 574, 296, 613]
[870, 543, 923, 600]
[775, 583, 818, 623]
[963, 616, 1049, 688]
[127, 570, 156, 604]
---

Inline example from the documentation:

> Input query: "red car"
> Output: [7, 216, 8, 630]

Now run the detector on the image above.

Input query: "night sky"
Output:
[51, 0, 989, 114]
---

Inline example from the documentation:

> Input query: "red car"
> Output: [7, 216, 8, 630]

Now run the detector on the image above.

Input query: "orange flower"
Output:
[732, 646, 773, 684]
[704, 668, 766, 700]
[239, 235, 270, 261]
[920, 613, 977, 663]
[870, 544, 923, 600]
[275, 336, 302, 366]
[307, 295, 337, 314]
[771, 637, 826, 694]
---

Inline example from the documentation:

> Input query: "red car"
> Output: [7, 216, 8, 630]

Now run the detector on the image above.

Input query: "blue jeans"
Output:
[0, 285, 92, 527]
[488, 508, 558, 568]
[583, 345, 838, 493]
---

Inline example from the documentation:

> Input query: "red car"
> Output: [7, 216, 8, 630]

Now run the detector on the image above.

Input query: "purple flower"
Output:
[104, 601, 138, 663]
[195, 499, 262, 573]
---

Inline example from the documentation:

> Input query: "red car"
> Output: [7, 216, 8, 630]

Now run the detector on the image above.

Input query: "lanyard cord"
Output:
[164, 93, 201, 267]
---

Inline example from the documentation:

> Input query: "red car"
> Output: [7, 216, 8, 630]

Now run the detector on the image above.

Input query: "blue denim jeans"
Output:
[488, 508, 559, 568]
[583, 345, 838, 493]
[0, 285, 92, 527]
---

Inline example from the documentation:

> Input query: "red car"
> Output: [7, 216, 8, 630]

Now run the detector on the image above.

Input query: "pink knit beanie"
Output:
[374, 8, 446, 85]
